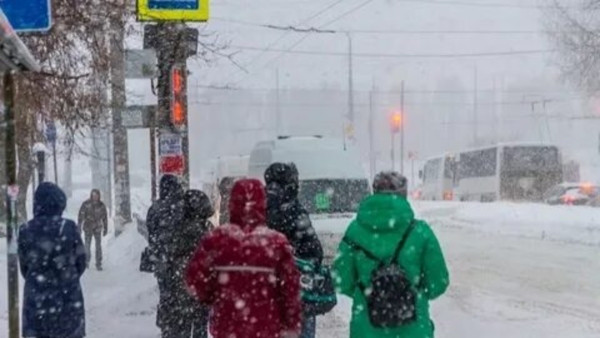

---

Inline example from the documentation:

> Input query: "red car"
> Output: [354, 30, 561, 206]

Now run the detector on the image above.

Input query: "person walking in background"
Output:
[186, 179, 302, 338]
[19, 182, 87, 338]
[264, 163, 324, 338]
[78, 189, 108, 271]
[145, 175, 186, 338]
[165, 189, 214, 338]
[333, 172, 450, 338]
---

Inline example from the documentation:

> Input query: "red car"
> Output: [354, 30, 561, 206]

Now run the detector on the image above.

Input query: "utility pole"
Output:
[391, 132, 396, 171]
[150, 111, 157, 201]
[400, 80, 405, 175]
[110, 16, 132, 231]
[347, 33, 355, 138]
[4, 72, 19, 338]
[275, 68, 281, 136]
[369, 90, 375, 179]
[473, 65, 478, 145]
[153, 23, 195, 188]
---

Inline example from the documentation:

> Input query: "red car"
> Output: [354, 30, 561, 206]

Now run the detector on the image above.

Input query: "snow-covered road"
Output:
[2, 201, 600, 337]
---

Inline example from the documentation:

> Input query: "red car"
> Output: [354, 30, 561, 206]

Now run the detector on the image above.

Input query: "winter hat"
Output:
[229, 179, 267, 229]
[34, 182, 67, 217]
[372, 171, 408, 197]
[185, 189, 214, 219]
[264, 162, 299, 202]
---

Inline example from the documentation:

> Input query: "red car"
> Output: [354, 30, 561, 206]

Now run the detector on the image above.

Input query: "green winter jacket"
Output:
[333, 194, 449, 338]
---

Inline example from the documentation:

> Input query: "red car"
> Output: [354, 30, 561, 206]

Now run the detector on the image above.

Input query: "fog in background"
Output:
[123, 0, 600, 186]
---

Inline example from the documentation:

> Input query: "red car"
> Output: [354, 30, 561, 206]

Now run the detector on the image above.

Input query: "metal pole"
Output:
[110, 16, 132, 233]
[369, 90, 375, 179]
[4, 71, 20, 338]
[391, 132, 395, 171]
[37, 151, 46, 185]
[156, 23, 191, 189]
[400, 80, 405, 175]
[53, 142, 58, 184]
[275, 68, 281, 136]
[473, 65, 478, 145]
[347, 33, 354, 130]
[150, 113, 157, 202]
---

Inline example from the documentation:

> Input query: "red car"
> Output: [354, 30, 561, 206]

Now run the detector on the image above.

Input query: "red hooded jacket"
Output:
[186, 179, 302, 338]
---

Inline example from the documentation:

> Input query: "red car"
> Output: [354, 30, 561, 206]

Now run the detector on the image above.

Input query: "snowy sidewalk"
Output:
[2, 201, 600, 337]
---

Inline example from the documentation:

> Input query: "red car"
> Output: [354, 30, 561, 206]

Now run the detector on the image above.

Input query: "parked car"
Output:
[544, 183, 599, 206]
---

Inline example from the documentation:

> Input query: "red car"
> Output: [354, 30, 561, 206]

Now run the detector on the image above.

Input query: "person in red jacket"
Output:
[186, 179, 302, 338]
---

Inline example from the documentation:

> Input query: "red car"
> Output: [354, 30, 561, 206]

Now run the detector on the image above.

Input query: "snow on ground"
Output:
[2, 201, 600, 337]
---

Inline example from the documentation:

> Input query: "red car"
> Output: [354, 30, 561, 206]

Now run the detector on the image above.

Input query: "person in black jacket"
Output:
[264, 162, 324, 338]
[169, 189, 214, 338]
[145, 175, 185, 338]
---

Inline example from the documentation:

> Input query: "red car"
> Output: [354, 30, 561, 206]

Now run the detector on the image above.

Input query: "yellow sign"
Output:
[137, 0, 209, 22]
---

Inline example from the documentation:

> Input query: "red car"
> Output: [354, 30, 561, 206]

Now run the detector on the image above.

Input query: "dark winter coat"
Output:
[164, 190, 214, 332]
[265, 163, 324, 264]
[145, 175, 185, 329]
[77, 189, 108, 233]
[186, 179, 302, 338]
[333, 194, 450, 338]
[18, 182, 87, 338]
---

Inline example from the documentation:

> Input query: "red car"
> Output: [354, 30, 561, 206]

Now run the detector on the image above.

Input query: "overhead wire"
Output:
[229, 44, 553, 58]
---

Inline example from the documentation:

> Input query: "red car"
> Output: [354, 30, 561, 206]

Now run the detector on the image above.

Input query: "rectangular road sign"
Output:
[1, 0, 51, 32]
[159, 155, 185, 176]
[159, 133, 182, 156]
[137, 0, 209, 22]
[121, 105, 156, 129]
[125, 50, 157, 79]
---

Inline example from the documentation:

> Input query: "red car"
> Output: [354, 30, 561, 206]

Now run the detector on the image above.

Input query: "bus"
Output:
[248, 136, 371, 215]
[455, 144, 562, 202]
[421, 154, 457, 201]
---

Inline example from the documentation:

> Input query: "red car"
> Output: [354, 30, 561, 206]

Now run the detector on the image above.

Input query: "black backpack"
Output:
[343, 221, 417, 328]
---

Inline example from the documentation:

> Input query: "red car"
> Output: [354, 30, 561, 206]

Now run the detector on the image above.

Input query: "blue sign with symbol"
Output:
[0, 0, 52, 32]
[148, 0, 199, 10]
[45, 121, 57, 144]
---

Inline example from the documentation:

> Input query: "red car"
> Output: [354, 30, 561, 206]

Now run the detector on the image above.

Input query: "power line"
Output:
[223, 0, 348, 84]
[230, 0, 376, 86]
[398, 0, 561, 10]
[194, 84, 581, 95]
[229, 44, 554, 58]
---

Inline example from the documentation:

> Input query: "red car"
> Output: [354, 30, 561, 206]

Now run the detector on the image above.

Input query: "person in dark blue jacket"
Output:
[18, 182, 87, 338]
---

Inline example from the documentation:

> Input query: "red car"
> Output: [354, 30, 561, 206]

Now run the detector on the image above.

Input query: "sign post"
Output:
[45, 120, 58, 183]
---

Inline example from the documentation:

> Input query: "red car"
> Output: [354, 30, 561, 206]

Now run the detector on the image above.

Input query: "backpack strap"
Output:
[390, 219, 416, 265]
[342, 237, 385, 265]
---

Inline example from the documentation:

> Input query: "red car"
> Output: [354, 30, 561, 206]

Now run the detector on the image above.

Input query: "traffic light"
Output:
[391, 112, 402, 133]
[170, 64, 186, 128]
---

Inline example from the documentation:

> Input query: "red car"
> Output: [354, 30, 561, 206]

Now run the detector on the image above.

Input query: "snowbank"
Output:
[415, 201, 600, 246]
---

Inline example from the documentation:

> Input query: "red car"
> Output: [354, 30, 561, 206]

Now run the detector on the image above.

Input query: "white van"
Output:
[248, 136, 370, 215]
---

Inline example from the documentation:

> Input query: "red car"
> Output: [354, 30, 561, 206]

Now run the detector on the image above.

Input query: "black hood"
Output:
[265, 162, 300, 206]
[184, 190, 214, 219]
[34, 182, 67, 217]
[160, 175, 183, 200]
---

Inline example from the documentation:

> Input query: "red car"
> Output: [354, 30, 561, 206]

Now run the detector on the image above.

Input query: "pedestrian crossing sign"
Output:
[137, 0, 209, 22]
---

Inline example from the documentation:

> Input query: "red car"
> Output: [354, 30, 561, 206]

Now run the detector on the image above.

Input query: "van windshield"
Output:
[298, 179, 370, 215]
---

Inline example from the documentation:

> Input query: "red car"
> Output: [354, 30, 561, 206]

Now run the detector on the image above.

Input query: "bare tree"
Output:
[546, 0, 600, 94]
[0, 0, 232, 220]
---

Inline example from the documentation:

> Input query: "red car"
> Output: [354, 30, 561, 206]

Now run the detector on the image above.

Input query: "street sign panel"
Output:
[159, 133, 182, 156]
[0, 0, 51, 32]
[125, 49, 157, 79]
[137, 0, 209, 22]
[44, 120, 57, 144]
[160, 155, 185, 175]
[121, 105, 156, 129]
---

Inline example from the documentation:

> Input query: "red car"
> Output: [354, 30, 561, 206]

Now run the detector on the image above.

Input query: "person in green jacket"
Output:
[333, 171, 449, 338]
